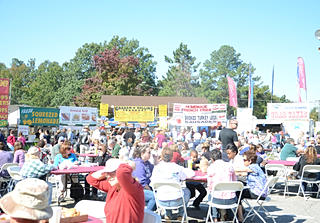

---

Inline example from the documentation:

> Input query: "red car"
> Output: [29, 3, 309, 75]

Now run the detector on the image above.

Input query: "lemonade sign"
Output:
[20, 107, 60, 126]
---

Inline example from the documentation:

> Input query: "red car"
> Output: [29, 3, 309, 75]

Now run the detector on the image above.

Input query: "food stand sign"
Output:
[0, 78, 10, 127]
[267, 103, 309, 121]
[114, 106, 154, 122]
[59, 106, 98, 126]
[20, 107, 60, 126]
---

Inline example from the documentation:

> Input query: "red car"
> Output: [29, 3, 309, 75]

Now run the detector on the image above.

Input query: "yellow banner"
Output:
[158, 104, 167, 117]
[100, 103, 109, 116]
[114, 106, 154, 122]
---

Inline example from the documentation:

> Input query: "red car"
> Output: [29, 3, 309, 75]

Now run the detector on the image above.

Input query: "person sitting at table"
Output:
[17, 131, 26, 147]
[53, 141, 78, 201]
[132, 145, 156, 211]
[86, 159, 145, 223]
[186, 150, 207, 210]
[207, 149, 237, 222]
[7, 130, 16, 151]
[150, 147, 193, 221]
[293, 145, 320, 197]
[280, 138, 304, 161]
[0, 142, 13, 178]
[13, 141, 25, 168]
[108, 138, 121, 158]
[237, 150, 268, 222]
[84, 144, 111, 199]
[0, 178, 53, 223]
[50, 136, 65, 163]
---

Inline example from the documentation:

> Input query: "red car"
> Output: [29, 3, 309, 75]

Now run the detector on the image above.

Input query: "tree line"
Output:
[0, 35, 291, 119]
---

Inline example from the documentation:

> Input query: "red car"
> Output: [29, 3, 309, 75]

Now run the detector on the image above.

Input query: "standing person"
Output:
[123, 128, 136, 146]
[218, 118, 239, 161]
[17, 132, 26, 147]
[0, 142, 13, 177]
[86, 159, 145, 223]
[155, 130, 166, 149]
[79, 126, 90, 154]
[141, 129, 151, 143]
[43, 129, 51, 145]
[7, 129, 16, 151]
[13, 141, 25, 168]
[132, 146, 156, 211]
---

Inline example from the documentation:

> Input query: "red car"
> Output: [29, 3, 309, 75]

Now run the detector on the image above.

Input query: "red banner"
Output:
[227, 76, 238, 108]
[297, 57, 306, 90]
[0, 78, 10, 126]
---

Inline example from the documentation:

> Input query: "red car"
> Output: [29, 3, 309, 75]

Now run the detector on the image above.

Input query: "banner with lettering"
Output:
[20, 107, 60, 126]
[172, 112, 227, 126]
[173, 103, 227, 113]
[158, 104, 168, 117]
[100, 103, 109, 116]
[0, 78, 10, 127]
[267, 103, 309, 121]
[114, 106, 154, 122]
[59, 106, 98, 125]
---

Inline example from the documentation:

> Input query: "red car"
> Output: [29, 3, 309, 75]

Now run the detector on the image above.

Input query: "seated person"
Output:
[207, 149, 237, 222]
[280, 138, 304, 160]
[13, 141, 25, 168]
[186, 150, 207, 209]
[294, 145, 320, 196]
[238, 151, 268, 222]
[132, 146, 156, 211]
[53, 141, 78, 201]
[150, 147, 193, 221]
[86, 159, 145, 223]
[0, 178, 52, 223]
[0, 142, 13, 178]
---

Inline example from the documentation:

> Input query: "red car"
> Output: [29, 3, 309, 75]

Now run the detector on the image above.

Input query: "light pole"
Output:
[316, 29, 320, 52]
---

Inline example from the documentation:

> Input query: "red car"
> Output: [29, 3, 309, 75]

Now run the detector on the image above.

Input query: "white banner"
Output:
[172, 112, 227, 126]
[173, 103, 227, 114]
[267, 103, 309, 121]
[18, 125, 29, 136]
[59, 106, 98, 125]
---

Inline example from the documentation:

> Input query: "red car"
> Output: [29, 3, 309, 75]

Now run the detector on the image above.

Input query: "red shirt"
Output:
[87, 164, 145, 223]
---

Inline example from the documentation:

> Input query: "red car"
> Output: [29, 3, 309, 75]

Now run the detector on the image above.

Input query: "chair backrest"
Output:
[301, 165, 320, 176]
[7, 166, 23, 181]
[265, 164, 286, 178]
[212, 181, 244, 192]
[1, 163, 18, 172]
[143, 208, 161, 223]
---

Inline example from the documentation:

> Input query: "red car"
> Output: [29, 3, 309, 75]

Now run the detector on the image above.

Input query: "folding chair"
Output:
[297, 165, 320, 200]
[7, 166, 22, 193]
[205, 181, 244, 223]
[152, 182, 189, 223]
[143, 208, 162, 223]
[265, 164, 287, 196]
[243, 176, 279, 223]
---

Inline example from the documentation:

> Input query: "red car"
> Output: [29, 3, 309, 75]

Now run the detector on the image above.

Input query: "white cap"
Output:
[103, 159, 124, 173]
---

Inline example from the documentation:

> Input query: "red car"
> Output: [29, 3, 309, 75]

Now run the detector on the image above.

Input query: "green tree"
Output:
[310, 107, 319, 121]
[159, 43, 200, 96]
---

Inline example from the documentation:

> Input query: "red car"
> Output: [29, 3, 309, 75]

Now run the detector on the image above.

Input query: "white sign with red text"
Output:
[173, 103, 227, 113]
[267, 103, 309, 121]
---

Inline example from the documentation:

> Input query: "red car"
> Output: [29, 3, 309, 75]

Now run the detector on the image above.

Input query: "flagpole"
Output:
[248, 64, 251, 108]
[271, 66, 274, 103]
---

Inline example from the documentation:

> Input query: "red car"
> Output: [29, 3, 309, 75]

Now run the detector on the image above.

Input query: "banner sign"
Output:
[18, 125, 29, 136]
[114, 106, 154, 122]
[227, 76, 238, 107]
[158, 104, 168, 117]
[100, 103, 109, 116]
[267, 103, 309, 121]
[173, 103, 227, 113]
[20, 107, 60, 126]
[172, 112, 227, 126]
[0, 78, 10, 127]
[59, 106, 98, 125]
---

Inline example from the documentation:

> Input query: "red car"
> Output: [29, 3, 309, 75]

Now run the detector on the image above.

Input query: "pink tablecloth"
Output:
[79, 153, 98, 157]
[267, 160, 296, 166]
[81, 216, 103, 223]
[51, 166, 104, 175]
[187, 170, 207, 182]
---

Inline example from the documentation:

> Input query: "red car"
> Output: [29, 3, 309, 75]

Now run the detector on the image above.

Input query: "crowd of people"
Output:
[0, 120, 320, 222]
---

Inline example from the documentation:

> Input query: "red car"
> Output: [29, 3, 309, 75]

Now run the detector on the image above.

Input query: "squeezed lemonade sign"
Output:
[20, 107, 60, 126]
[114, 106, 154, 122]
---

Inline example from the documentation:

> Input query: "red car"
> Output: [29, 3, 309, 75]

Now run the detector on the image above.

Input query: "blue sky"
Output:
[0, 0, 319, 105]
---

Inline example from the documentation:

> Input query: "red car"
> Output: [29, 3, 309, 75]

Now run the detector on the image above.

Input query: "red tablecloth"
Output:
[267, 160, 296, 166]
[51, 166, 104, 175]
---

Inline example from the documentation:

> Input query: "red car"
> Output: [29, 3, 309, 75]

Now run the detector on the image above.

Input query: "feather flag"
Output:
[296, 64, 302, 103]
[297, 57, 306, 90]
[227, 76, 238, 107]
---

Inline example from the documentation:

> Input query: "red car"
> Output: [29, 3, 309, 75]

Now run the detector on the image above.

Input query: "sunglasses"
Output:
[243, 159, 249, 162]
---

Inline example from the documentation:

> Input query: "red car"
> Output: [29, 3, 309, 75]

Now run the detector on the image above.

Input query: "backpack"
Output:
[70, 182, 84, 201]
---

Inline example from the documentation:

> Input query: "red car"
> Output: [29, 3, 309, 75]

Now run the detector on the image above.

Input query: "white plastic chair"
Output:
[206, 181, 244, 223]
[143, 208, 161, 223]
[152, 182, 188, 223]
[297, 165, 320, 199]
[265, 163, 287, 196]
[75, 200, 106, 221]
[243, 176, 279, 223]
[6, 165, 22, 193]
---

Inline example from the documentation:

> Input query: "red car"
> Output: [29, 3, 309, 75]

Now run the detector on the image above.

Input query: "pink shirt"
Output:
[207, 159, 237, 199]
